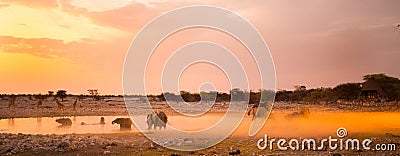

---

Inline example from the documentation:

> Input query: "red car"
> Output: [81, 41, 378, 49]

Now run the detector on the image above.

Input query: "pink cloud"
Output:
[0, 36, 102, 58]
[2, 0, 59, 9]
[58, 1, 160, 31]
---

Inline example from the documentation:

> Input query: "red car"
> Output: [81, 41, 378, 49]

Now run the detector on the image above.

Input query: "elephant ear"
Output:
[159, 112, 167, 120]
[128, 119, 133, 124]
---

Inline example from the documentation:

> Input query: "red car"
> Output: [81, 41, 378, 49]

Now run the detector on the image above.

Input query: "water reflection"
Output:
[8, 118, 14, 127]
[36, 117, 42, 126]
[0, 112, 399, 137]
[0, 116, 130, 135]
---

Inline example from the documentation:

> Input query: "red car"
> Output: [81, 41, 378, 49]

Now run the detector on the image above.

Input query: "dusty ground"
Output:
[1, 96, 398, 119]
[3, 132, 400, 156]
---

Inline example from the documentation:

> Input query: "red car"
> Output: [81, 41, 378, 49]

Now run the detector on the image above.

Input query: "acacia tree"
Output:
[180, 91, 197, 102]
[363, 73, 400, 101]
[333, 83, 362, 101]
[230, 88, 249, 102]
[87, 89, 100, 100]
[200, 91, 216, 102]
[56, 90, 67, 101]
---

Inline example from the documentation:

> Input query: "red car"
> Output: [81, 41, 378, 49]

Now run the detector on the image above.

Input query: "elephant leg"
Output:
[147, 120, 151, 129]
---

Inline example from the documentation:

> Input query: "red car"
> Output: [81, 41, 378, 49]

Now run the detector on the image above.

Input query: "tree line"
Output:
[150, 73, 400, 104]
[1, 73, 399, 104]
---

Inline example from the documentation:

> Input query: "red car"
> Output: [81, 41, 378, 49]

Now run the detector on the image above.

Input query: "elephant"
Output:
[56, 118, 72, 126]
[147, 111, 168, 130]
[112, 118, 133, 130]
[100, 117, 105, 124]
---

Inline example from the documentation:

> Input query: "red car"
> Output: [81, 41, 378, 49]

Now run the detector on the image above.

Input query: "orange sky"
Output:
[0, 0, 399, 95]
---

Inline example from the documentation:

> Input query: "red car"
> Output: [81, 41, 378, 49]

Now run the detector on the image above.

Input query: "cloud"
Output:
[0, 36, 101, 58]
[1, 0, 59, 9]
[58, 1, 160, 31]
[0, 4, 10, 8]
[69, 0, 133, 12]
[0, 1, 126, 42]
[0, 35, 132, 74]
[1, 0, 400, 93]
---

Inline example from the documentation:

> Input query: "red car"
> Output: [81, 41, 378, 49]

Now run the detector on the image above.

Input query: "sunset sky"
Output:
[0, 0, 399, 95]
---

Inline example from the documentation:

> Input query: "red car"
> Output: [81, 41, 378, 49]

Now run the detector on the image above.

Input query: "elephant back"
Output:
[157, 111, 168, 123]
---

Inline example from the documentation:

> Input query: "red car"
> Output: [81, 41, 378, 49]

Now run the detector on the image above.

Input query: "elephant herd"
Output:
[54, 111, 169, 131]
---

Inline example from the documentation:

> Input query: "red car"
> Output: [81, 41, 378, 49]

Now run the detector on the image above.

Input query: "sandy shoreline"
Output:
[1, 96, 399, 119]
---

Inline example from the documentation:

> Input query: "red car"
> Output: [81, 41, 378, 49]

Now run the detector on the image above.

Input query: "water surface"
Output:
[1, 111, 400, 137]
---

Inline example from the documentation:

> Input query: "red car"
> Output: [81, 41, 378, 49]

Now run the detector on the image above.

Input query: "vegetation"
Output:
[56, 90, 67, 101]
[274, 73, 400, 103]
[0, 73, 398, 104]
[152, 74, 399, 104]
[363, 73, 400, 101]
[48, 91, 54, 96]
[87, 89, 102, 101]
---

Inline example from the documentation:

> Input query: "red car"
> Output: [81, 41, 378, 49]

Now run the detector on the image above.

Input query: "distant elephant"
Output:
[247, 103, 271, 120]
[100, 117, 105, 124]
[112, 118, 133, 130]
[56, 118, 72, 126]
[147, 111, 168, 130]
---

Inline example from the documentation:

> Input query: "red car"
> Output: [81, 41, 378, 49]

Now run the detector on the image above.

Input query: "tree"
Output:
[87, 89, 100, 100]
[48, 91, 54, 96]
[260, 89, 275, 103]
[363, 73, 400, 101]
[180, 91, 197, 102]
[333, 83, 362, 101]
[249, 90, 260, 104]
[216, 92, 230, 102]
[200, 91, 216, 102]
[275, 90, 290, 102]
[294, 85, 307, 91]
[160, 92, 179, 102]
[230, 88, 248, 102]
[56, 90, 67, 101]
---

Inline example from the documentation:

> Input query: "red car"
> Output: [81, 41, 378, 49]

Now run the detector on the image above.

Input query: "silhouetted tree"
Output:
[56, 90, 67, 101]
[230, 88, 249, 102]
[200, 91, 216, 102]
[363, 73, 400, 101]
[160, 92, 180, 102]
[48, 91, 54, 96]
[249, 90, 260, 104]
[333, 83, 362, 101]
[260, 89, 275, 103]
[87, 89, 100, 100]
[216, 92, 230, 102]
[294, 85, 307, 91]
[180, 91, 197, 102]
[275, 90, 292, 102]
